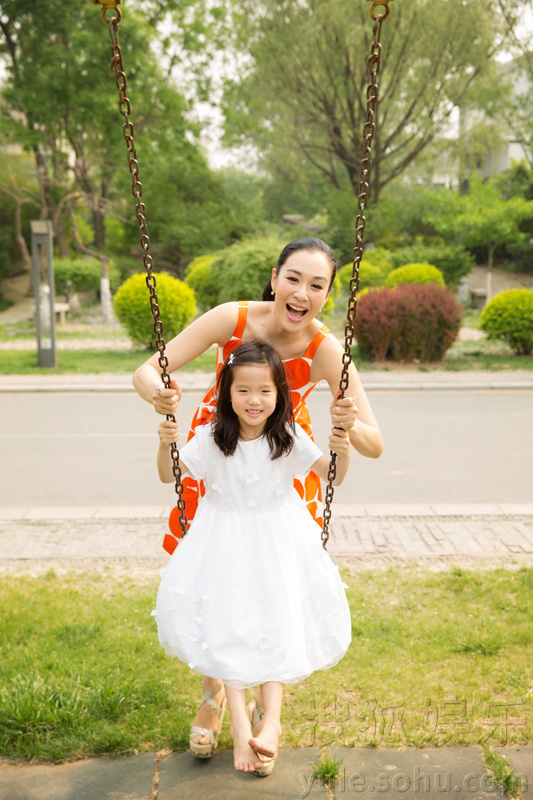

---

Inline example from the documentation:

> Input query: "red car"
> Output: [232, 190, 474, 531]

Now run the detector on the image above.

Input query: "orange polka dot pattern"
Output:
[164, 302, 330, 555]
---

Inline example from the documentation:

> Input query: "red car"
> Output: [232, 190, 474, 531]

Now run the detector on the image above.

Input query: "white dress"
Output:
[153, 423, 352, 689]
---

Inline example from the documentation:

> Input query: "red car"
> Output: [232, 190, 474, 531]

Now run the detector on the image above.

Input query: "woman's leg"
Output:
[248, 681, 283, 758]
[191, 676, 226, 746]
[224, 685, 264, 772]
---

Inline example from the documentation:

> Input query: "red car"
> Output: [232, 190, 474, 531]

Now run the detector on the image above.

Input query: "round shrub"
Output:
[389, 244, 474, 289]
[338, 261, 386, 293]
[184, 253, 222, 310]
[480, 289, 533, 355]
[354, 284, 462, 362]
[211, 237, 286, 304]
[113, 272, 196, 349]
[386, 262, 445, 289]
[54, 257, 121, 294]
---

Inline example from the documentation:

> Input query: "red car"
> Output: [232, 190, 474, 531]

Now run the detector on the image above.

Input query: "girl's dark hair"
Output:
[262, 237, 337, 301]
[213, 340, 295, 459]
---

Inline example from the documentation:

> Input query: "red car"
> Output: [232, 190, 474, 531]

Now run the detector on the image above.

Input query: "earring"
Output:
[271, 290, 275, 296]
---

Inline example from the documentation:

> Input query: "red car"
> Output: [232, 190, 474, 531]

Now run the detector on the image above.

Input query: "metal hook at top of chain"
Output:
[367, 1, 392, 21]
[92, 0, 122, 23]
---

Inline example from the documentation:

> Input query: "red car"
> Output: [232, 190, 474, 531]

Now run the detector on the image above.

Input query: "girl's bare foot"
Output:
[248, 720, 281, 759]
[191, 679, 225, 747]
[231, 726, 264, 772]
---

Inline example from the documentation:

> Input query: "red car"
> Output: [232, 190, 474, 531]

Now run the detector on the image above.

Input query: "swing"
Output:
[93, 0, 393, 549]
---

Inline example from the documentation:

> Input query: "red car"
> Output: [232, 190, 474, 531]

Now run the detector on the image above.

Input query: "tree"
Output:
[423, 172, 533, 299]
[221, 0, 513, 203]
[0, 0, 240, 318]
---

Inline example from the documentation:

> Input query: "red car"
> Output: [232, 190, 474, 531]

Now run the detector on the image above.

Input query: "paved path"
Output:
[1, 743, 532, 799]
[2, 504, 532, 573]
[2, 370, 533, 392]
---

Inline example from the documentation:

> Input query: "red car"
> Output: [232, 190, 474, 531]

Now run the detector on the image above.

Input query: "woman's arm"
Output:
[311, 336, 384, 459]
[132, 302, 238, 409]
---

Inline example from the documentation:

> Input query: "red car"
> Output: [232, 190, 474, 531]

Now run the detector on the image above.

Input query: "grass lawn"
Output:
[0, 349, 217, 375]
[1, 566, 532, 762]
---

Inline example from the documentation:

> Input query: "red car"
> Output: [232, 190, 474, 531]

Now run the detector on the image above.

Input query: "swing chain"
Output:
[321, 14, 386, 550]
[102, 12, 188, 538]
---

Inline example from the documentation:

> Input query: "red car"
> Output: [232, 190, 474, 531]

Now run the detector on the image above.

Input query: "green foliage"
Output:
[338, 262, 386, 293]
[211, 237, 285, 304]
[422, 173, 533, 265]
[113, 272, 196, 348]
[480, 289, 533, 355]
[184, 253, 222, 310]
[320, 277, 340, 319]
[386, 263, 446, 289]
[54, 258, 120, 295]
[389, 244, 474, 289]
[355, 285, 462, 362]
[223, 0, 504, 203]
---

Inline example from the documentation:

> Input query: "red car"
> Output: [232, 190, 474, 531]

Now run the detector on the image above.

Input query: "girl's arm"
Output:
[311, 336, 384, 459]
[311, 427, 351, 486]
[157, 420, 190, 483]
[133, 302, 239, 413]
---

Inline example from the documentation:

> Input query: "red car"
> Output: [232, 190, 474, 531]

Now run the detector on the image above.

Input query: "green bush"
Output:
[386, 262, 445, 289]
[113, 272, 196, 349]
[388, 244, 474, 289]
[480, 289, 533, 355]
[54, 258, 121, 295]
[184, 253, 222, 310]
[338, 261, 386, 293]
[354, 284, 462, 362]
[320, 276, 340, 319]
[211, 237, 285, 304]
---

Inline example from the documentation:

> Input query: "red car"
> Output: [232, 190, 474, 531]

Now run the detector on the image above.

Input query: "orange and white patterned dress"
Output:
[165, 301, 330, 555]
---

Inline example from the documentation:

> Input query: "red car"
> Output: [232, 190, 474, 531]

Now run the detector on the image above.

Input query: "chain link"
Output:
[321, 15, 387, 550]
[102, 12, 188, 538]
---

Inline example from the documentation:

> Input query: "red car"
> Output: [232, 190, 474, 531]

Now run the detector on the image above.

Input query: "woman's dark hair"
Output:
[262, 237, 337, 301]
[212, 340, 295, 459]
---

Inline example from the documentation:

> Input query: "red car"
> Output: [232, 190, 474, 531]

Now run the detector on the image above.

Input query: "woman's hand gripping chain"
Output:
[329, 389, 358, 433]
[152, 378, 182, 416]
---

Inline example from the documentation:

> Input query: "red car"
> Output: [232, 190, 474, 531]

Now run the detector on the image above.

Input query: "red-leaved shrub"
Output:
[354, 284, 463, 362]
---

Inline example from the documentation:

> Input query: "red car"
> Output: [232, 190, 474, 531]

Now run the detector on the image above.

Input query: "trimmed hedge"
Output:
[480, 289, 533, 355]
[54, 258, 121, 295]
[184, 253, 222, 310]
[385, 262, 445, 289]
[338, 261, 386, 293]
[113, 272, 196, 349]
[211, 237, 286, 304]
[354, 284, 462, 362]
[388, 244, 474, 289]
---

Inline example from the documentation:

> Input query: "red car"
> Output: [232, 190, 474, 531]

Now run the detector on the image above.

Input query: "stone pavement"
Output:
[2, 369, 533, 393]
[1, 504, 533, 573]
[1, 743, 532, 800]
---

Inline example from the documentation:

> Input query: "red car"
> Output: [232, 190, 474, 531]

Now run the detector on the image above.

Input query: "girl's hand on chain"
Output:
[328, 426, 351, 455]
[158, 419, 179, 446]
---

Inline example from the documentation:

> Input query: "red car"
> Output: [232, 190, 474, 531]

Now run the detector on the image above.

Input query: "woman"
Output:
[132, 237, 383, 758]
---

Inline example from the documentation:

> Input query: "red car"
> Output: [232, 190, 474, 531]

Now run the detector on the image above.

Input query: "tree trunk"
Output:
[486, 245, 495, 302]
[68, 202, 115, 324]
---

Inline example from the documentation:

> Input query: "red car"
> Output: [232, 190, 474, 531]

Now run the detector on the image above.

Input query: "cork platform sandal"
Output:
[189, 688, 227, 759]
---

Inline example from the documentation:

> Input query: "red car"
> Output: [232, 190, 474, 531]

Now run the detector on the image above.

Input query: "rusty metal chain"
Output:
[321, 7, 390, 549]
[94, 2, 188, 538]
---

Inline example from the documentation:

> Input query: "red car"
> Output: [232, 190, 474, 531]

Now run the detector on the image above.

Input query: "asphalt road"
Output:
[1, 390, 532, 507]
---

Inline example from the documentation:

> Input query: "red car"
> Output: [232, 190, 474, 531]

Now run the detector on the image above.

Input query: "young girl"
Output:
[153, 341, 352, 776]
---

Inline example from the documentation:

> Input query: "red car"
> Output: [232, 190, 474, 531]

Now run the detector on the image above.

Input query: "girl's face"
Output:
[230, 363, 278, 439]
[271, 250, 332, 327]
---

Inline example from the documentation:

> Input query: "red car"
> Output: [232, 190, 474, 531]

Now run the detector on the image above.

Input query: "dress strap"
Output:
[304, 324, 330, 360]
[234, 301, 248, 340]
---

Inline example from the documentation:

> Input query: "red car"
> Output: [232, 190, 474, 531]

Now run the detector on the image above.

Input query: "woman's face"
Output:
[271, 250, 332, 328]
